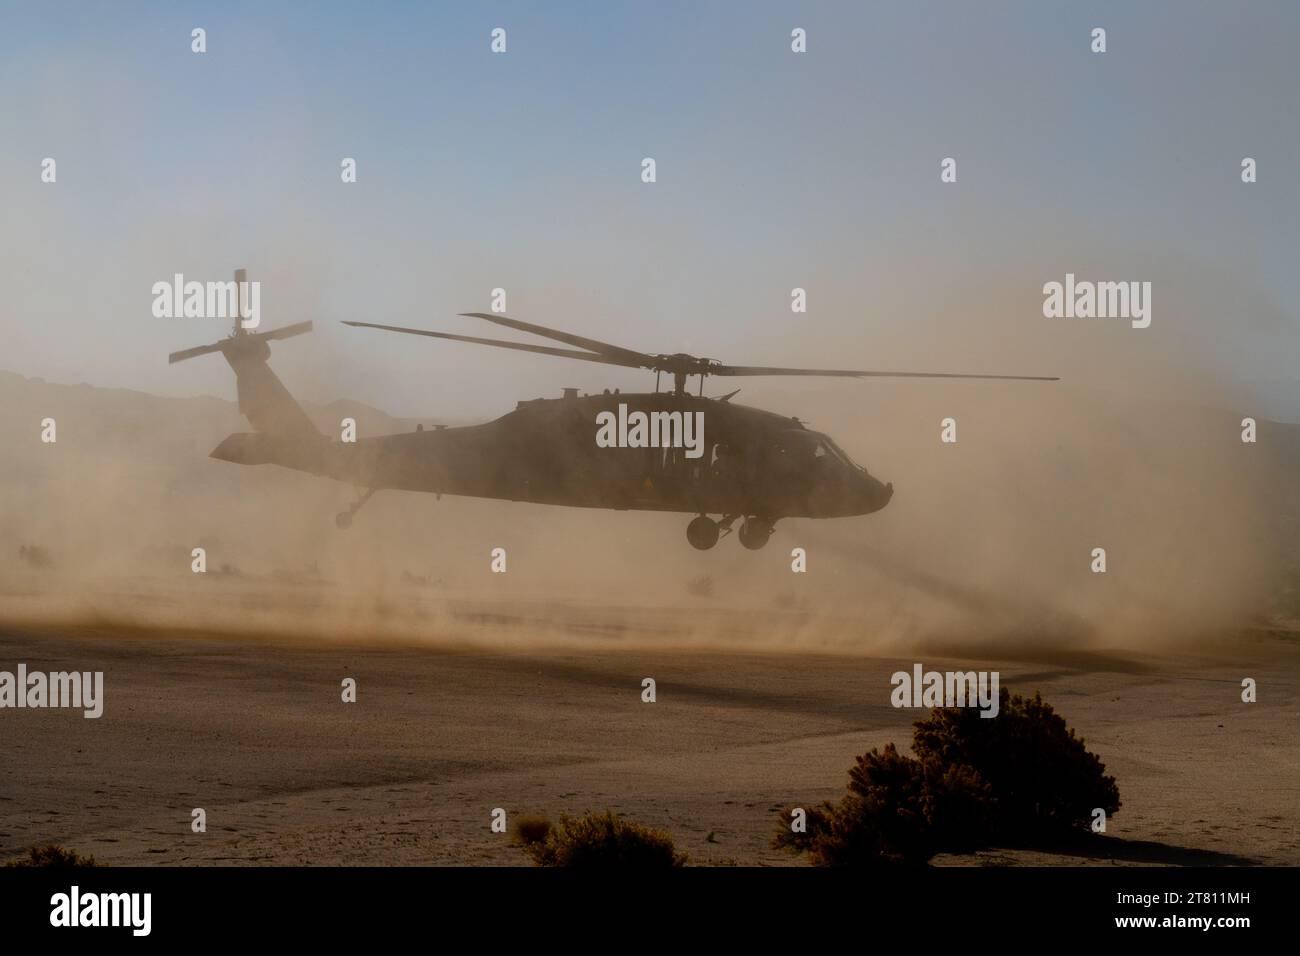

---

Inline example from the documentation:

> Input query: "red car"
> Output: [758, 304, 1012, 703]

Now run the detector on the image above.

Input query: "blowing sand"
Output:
[1, 605, 1296, 867]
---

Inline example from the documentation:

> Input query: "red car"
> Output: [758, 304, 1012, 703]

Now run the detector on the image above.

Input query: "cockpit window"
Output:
[822, 437, 861, 469]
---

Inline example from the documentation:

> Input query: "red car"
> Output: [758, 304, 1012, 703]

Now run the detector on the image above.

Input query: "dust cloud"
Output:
[0, 273, 1291, 660]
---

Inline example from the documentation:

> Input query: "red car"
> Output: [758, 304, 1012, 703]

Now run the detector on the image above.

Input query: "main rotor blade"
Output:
[458, 312, 655, 369]
[713, 365, 1059, 381]
[342, 321, 632, 367]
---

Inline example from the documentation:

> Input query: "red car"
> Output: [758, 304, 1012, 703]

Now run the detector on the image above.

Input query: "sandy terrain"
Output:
[2, 607, 1296, 867]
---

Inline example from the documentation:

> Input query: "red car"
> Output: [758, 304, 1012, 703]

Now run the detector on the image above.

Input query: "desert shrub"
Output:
[511, 813, 554, 848]
[825, 744, 992, 865]
[837, 743, 942, 864]
[912, 689, 1119, 842]
[771, 802, 836, 853]
[775, 689, 1119, 865]
[6, 844, 101, 867]
[522, 810, 686, 868]
[772, 745, 993, 866]
[919, 759, 995, 853]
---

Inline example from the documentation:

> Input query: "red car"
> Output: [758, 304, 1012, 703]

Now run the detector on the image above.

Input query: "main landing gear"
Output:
[738, 516, 774, 550]
[686, 514, 774, 550]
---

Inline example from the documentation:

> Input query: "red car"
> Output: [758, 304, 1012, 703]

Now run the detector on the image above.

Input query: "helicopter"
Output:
[170, 271, 1057, 550]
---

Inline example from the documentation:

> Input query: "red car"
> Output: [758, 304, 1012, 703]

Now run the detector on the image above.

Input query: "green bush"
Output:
[5, 844, 101, 867]
[912, 689, 1119, 841]
[521, 810, 687, 868]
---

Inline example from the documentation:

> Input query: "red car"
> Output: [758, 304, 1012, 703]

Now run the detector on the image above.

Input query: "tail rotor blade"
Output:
[168, 341, 227, 364]
[259, 320, 313, 342]
[168, 321, 314, 364]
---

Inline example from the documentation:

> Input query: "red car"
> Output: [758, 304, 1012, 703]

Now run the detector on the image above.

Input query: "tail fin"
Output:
[168, 270, 320, 437]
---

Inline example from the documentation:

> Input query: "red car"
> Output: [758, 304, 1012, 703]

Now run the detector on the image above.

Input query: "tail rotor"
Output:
[167, 268, 318, 436]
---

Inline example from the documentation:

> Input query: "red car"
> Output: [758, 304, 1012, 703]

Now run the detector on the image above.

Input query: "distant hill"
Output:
[0, 369, 456, 438]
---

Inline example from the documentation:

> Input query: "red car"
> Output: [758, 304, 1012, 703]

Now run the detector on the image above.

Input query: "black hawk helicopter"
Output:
[171, 272, 1056, 550]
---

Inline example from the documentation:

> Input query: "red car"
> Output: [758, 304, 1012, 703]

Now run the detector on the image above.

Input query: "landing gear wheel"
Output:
[686, 515, 720, 550]
[739, 517, 773, 550]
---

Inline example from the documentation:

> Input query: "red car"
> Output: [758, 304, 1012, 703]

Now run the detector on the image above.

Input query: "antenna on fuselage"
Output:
[233, 268, 247, 338]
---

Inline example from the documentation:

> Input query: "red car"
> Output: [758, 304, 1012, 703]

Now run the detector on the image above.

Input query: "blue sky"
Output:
[2, 1, 1297, 420]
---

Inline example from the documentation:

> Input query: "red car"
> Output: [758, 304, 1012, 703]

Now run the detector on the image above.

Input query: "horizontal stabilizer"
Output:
[210, 431, 332, 471]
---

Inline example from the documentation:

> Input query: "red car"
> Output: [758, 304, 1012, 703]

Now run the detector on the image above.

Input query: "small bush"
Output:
[6, 844, 101, 868]
[912, 689, 1119, 842]
[521, 810, 687, 868]
[771, 802, 837, 854]
[838, 743, 941, 865]
[775, 745, 993, 866]
[920, 759, 995, 854]
[774, 689, 1119, 865]
[511, 813, 554, 848]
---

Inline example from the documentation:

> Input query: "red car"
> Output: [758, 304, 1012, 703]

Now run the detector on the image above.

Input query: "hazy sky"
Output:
[2, 1, 1297, 420]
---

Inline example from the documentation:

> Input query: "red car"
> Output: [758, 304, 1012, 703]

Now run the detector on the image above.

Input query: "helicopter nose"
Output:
[861, 474, 893, 513]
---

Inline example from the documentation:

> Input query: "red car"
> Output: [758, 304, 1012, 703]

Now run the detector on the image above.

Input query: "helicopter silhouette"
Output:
[171, 271, 1056, 550]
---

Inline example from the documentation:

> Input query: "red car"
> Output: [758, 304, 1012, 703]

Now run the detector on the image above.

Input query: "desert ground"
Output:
[1, 601, 1296, 867]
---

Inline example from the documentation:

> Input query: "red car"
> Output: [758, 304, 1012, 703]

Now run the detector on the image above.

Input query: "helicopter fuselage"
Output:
[215, 389, 894, 522]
